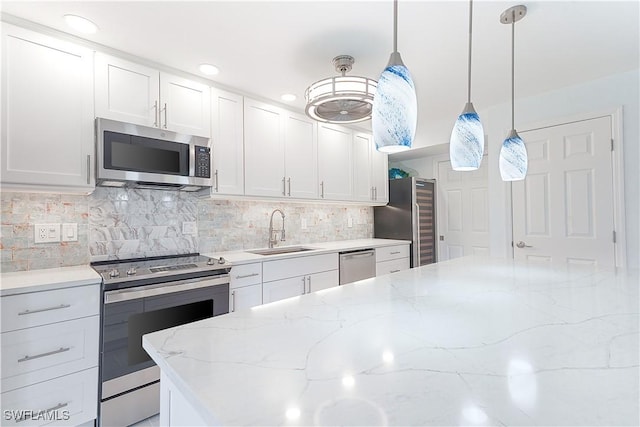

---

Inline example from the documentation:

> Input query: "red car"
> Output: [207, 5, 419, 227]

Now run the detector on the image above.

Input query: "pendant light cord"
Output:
[511, 11, 515, 130]
[393, 0, 398, 53]
[467, 0, 473, 103]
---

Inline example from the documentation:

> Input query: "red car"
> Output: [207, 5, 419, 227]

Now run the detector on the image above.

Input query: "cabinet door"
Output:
[317, 123, 353, 200]
[160, 72, 211, 138]
[211, 88, 244, 195]
[308, 270, 339, 292]
[371, 145, 389, 203]
[1, 25, 94, 191]
[262, 276, 305, 304]
[244, 99, 286, 197]
[230, 284, 262, 311]
[352, 132, 373, 202]
[95, 53, 159, 127]
[283, 111, 317, 199]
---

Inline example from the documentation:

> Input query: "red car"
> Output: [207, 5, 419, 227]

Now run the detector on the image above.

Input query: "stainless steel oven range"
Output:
[91, 253, 230, 427]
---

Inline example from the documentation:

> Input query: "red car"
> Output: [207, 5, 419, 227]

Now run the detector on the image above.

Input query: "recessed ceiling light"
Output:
[199, 64, 219, 76]
[64, 14, 98, 34]
[281, 93, 296, 102]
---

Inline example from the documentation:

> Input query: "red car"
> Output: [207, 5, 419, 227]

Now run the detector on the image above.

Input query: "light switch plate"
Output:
[34, 223, 60, 243]
[62, 223, 78, 242]
[182, 221, 197, 235]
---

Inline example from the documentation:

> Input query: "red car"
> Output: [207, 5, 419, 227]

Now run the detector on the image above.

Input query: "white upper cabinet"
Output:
[371, 140, 389, 203]
[317, 123, 353, 201]
[283, 111, 318, 199]
[95, 53, 210, 138]
[244, 99, 286, 197]
[210, 88, 244, 195]
[1, 24, 95, 192]
[352, 132, 388, 204]
[244, 98, 317, 199]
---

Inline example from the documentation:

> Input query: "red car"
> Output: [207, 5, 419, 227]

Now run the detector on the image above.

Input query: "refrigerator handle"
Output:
[413, 202, 420, 267]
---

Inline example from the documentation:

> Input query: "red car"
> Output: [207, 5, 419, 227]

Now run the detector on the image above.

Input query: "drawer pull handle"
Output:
[18, 304, 71, 316]
[390, 269, 401, 273]
[18, 347, 70, 363]
[16, 402, 69, 423]
[235, 273, 259, 279]
[390, 251, 401, 255]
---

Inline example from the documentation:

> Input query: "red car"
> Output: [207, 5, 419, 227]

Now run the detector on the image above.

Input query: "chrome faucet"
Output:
[268, 209, 286, 248]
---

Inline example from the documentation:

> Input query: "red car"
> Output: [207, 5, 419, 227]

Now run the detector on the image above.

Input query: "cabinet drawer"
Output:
[376, 258, 410, 276]
[0, 367, 98, 427]
[263, 253, 338, 282]
[376, 245, 410, 263]
[1, 284, 99, 333]
[1, 316, 99, 393]
[230, 263, 262, 289]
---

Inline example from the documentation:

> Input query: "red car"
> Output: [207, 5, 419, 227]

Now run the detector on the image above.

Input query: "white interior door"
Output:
[512, 116, 615, 267]
[437, 157, 489, 261]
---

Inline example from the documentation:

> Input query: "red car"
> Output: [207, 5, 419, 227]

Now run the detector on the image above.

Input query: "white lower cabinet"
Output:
[229, 262, 263, 312]
[376, 258, 411, 276]
[231, 284, 262, 311]
[375, 244, 411, 276]
[262, 253, 339, 304]
[0, 283, 100, 427]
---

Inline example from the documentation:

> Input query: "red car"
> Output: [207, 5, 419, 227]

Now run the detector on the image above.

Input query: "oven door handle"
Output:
[104, 274, 230, 304]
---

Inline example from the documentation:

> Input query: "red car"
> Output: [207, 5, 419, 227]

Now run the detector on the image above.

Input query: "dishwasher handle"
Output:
[340, 251, 375, 260]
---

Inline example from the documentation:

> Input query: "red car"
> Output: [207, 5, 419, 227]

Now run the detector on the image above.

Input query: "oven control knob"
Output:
[126, 267, 137, 276]
[109, 269, 120, 278]
[206, 258, 216, 265]
[218, 257, 226, 264]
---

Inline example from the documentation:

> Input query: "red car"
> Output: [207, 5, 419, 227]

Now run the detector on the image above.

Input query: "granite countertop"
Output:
[142, 256, 640, 426]
[0, 265, 102, 296]
[202, 238, 411, 264]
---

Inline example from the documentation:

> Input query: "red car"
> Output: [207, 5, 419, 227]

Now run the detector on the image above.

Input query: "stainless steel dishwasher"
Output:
[339, 249, 376, 285]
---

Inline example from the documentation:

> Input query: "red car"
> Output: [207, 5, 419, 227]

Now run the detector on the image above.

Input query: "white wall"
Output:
[391, 69, 639, 269]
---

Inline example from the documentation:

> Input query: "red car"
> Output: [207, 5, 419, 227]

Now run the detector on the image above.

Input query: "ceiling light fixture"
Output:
[372, 0, 417, 153]
[450, 0, 484, 171]
[199, 63, 219, 76]
[64, 14, 98, 34]
[304, 55, 377, 124]
[281, 93, 297, 102]
[499, 5, 528, 181]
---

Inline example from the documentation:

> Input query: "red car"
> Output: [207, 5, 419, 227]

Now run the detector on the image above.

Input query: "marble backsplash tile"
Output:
[1, 189, 374, 271]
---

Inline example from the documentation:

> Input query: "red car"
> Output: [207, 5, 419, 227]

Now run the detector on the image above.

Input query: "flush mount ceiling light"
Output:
[372, 0, 417, 153]
[281, 93, 297, 102]
[450, 0, 484, 171]
[305, 55, 377, 124]
[198, 63, 219, 76]
[63, 14, 98, 34]
[499, 5, 528, 181]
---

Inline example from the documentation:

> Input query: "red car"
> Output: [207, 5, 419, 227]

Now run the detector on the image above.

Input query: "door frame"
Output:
[504, 108, 627, 267]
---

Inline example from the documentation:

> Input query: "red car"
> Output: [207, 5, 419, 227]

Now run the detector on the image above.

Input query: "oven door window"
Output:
[101, 285, 226, 383]
[103, 130, 189, 176]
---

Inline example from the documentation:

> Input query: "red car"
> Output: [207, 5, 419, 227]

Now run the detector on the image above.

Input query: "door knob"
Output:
[516, 241, 532, 248]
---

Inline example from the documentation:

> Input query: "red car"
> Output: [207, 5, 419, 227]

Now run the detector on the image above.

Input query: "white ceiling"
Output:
[2, 1, 638, 155]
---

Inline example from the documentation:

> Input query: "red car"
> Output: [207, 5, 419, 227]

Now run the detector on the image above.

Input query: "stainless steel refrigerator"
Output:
[374, 177, 436, 267]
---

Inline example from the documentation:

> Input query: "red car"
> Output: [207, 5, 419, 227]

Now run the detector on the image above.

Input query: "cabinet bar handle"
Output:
[214, 170, 219, 192]
[371, 186, 375, 200]
[230, 290, 235, 312]
[282, 177, 286, 196]
[301, 276, 307, 294]
[86, 155, 91, 185]
[307, 276, 311, 293]
[16, 402, 69, 423]
[18, 304, 71, 316]
[287, 178, 291, 196]
[390, 269, 401, 273]
[153, 100, 158, 126]
[163, 103, 168, 128]
[235, 273, 259, 279]
[374, 187, 378, 200]
[18, 347, 70, 363]
[320, 181, 324, 198]
[390, 251, 401, 255]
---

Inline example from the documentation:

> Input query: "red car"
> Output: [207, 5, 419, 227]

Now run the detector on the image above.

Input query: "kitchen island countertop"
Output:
[143, 256, 639, 426]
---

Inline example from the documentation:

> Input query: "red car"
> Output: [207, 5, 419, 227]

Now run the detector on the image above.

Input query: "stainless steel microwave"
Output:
[95, 118, 212, 191]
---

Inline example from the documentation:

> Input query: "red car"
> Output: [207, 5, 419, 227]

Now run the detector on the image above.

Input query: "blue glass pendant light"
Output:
[372, 0, 417, 153]
[450, 0, 484, 171]
[499, 5, 528, 181]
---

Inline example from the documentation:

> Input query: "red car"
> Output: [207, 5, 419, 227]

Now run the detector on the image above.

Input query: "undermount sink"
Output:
[246, 246, 317, 256]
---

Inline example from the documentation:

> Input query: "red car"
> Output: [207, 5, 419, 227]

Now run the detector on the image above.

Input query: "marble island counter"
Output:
[142, 257, 639, 426]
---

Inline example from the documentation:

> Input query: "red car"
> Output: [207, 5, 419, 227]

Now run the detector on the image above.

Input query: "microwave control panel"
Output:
[195, 146, 211, 178]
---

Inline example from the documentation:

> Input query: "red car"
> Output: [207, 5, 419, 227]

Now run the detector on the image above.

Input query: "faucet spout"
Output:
[268, 209, 286, 248]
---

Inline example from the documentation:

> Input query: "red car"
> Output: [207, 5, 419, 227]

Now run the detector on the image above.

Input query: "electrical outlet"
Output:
[347, 216, 353, 228]
[182, 221, 197, 235]
[34, 223, 60, 243]
[301, 217, 308, 230]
